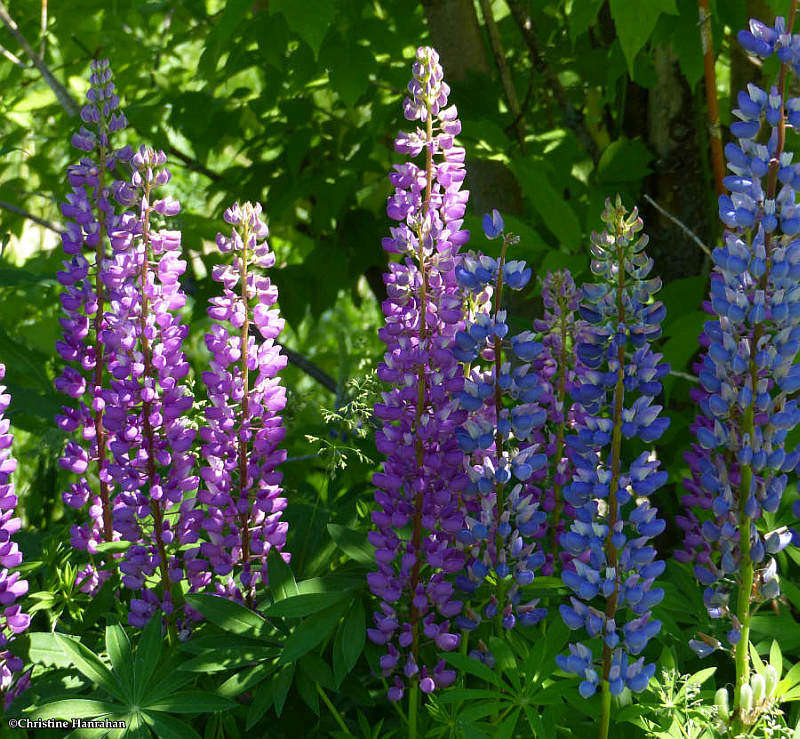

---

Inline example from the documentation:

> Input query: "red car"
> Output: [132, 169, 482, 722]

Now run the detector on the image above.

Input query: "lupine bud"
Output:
[739, 683, 754, 713]
[751, 672, 766, 704]
[764, 664, 778, 698]
[715, 687, 730, 720]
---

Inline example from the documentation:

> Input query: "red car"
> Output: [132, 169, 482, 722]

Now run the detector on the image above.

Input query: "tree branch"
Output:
[643, 194, 712, 258]
[0, 199, 63, 233]
[0, 1, 78, 116]
[476, 0, 523, 144]
[282, 346, 337, 393]
[505, 0, 600, 161]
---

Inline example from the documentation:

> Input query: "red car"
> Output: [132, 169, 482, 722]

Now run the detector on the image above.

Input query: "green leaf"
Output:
[218, 660, 277, 699]
[770, 640, 783, 679]
[327, 523, 374, 565]
[568, 0, 605, 41]
[105, 625, 135, 701]
[95, 540, 132, 555]
[273, 663, 295, 717]
[8, 631, 78, 667]
[440, 652, 502, 687]
[56, 634, 126, 703]
[595, 137, 653, 184]
[185, 593, 269, 637]
[133, 616, 162, 703]
[140, 670, 195, 706]
[279, 600, 349, 664]
[179, 645, 278, 673]
[750, 642, 765, 675]
[609, 0, 678, 76]
[141, 711, 202, 739]
[144, 691, 235, 714]
[268, 547, 299, 601]
[263, 591, 350, 618]
[509, 158, 582, 250]
[323, 38, 375, 107]
[272, 0, 336, 57]
[246, 678, 275, 729]
[26, 699, 124, 720]
[300, 653, 336, 691]
[333, 599, 365, 685]
[488, 637, 519, 690]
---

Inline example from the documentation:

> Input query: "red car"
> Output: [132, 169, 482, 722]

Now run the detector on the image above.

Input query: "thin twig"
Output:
[0, 41, 24, 68]
[0, 199, 63, 233]
[39, 0, 47, 59]
[643, 194, 713, 258]
[476, 0, 523, 144]
[0, 1, 78, 116]
[698, 0, 725, 196]
[669, 370, 700, 384]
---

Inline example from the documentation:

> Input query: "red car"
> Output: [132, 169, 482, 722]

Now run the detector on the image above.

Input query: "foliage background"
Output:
[2, 0, 800, 736]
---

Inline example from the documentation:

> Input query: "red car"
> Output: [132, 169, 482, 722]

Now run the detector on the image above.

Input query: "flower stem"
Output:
[317, 684, 352, 736]
[408, 682, 419, 739]
[549, 290, 569, 561]
[599, 679, 611, 739]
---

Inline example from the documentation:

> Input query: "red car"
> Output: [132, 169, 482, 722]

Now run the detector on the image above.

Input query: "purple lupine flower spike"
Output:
[0, 365, 32, 708]
[197, 201, 288, 608]
[55, 59, 134, 594]
[451, 214, 548, 638]
[369, 46, 470, 702]
[557, 198, 669, 699]
[101, 147, 199, 629]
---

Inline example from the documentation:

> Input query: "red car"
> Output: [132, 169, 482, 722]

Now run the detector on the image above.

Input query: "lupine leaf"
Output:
[268, 547, 299, 601]
[105, 626, 135, 702]
[271, 0, 336, 58]
[439, 652, 502, 687]
[332, 598, 365, 685]
[185, 593, 269, 636]
[133, 616, 162, 703]
[263, 591, 349, 618]
[327, 523, 374, 565]
[26, 699, 124, 720]
[141, 711, 201, 739]
[56, 634, 126, 703]
[279, 600, 349, 664]
[143, 691, 235, 714]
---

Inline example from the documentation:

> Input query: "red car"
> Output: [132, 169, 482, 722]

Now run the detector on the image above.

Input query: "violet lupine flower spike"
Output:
[102, 147, 198, 631]
[683, 9, 800, 728]
[0, 365, 32, 708]
[532, 269, 586, 574]
[56, 59, 133, 582]
[368, 46, 469, 712]
[558, 198, 669, 718]
[197, 202, 288, 609]
[450, 211, 548, 642]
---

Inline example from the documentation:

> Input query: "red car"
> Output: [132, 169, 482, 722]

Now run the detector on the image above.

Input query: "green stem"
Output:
[599, 679, 611, 739]
[317, 684, 352, 736]
[408, 682, 419, 739]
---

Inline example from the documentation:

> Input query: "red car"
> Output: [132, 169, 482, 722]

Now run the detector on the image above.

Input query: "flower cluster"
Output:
[0, 366, 31, 708]
[100, 147, 199, 627]
[368, 46, 469, 701]
[681, 17, 800, 677]
[557, 198, 669, 698]
[55, 59, 133, 591]
[197, 201, 288, 607]
[531, 269, 587, 574]
[450, 210, 548, 636]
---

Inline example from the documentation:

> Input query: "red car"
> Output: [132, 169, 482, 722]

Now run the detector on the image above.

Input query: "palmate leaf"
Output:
[143, 691, 235, 714]
[178, 645, 278, 672]
[27, 698, 125, 720]
[55, 634, 126, 703]
[141, 711, 202, 739]
[217, 660, 277, 699]
[185, 592, 270, 637]
[440, 652, 502, 688]
[263, 590, 350, 618]
[106, 625, 135, 701]
[133, 616, 162, 703]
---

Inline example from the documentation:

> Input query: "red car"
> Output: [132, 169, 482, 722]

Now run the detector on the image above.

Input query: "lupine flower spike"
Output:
[451, 210, 548, 645]
[682, 8, 800, 729]
[0, 366, 31, 708]
[557, 198, 669, 731]
[368, 46, 469, 718]
[102, 147, 199, 631]
[55, 59, 133, 594]
[532, 269, 587, 574]
[197, 201, 288, 608]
